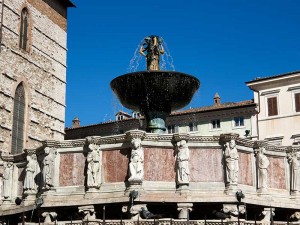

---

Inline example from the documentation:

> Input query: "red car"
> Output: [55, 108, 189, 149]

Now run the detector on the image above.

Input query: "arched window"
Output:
[11, 83, 26, 154]
[19, 8, 29, 51]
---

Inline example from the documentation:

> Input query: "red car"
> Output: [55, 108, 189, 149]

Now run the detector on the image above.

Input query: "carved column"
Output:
[40, 147, 57, 191]
[126, 130, 146, 187]
[23, 149, 40, 201]
[41, 211, 57, 223]
[85, 137, 102, 191]
[287, 146, 300, 197]
[177, 203, 193, 219]
[220, 133, 240, 194]
[254, 142, 270, 193]
[2, 160, 14, 203]
[260, 208, 275, 222]
[173, 133, 190, 190]
[78, 205, 96, 221]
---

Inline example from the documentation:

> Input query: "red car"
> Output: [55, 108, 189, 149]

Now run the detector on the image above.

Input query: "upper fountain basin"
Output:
[110, 71, 200, 114]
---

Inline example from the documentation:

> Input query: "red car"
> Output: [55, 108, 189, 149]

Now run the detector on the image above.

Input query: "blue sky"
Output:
[65, 1, 300, 128]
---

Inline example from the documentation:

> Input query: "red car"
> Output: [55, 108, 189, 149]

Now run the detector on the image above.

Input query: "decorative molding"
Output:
[220, 133, 240, 143]
[260, 89, 280, 96]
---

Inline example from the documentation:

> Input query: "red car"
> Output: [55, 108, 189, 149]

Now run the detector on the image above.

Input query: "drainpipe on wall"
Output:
[0, 0, 4, 53]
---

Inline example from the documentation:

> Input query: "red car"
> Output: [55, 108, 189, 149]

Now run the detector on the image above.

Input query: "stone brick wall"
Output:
[0, 0, 68, 153]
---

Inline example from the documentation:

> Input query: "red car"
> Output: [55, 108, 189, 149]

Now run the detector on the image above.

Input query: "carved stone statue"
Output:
[3, 161, 13, 199]
[42, 148, 56, 189]
[175, 140, 190, 185]
[139, 35, 164, 71]
[24, 154, 40, 194]
[224, 140, 239, 185]
[128, 138, 144, 183]
[87, 143, 101, 189]
[288, 151, 300, 191]
[257, 147, 270, 190]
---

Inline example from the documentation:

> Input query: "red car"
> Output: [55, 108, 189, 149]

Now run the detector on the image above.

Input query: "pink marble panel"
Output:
[268, 157, 286, 189]
[238, 152, 253, 186]
[144, 148, 175, 181]
[59, 153, 85, 186]
[103, 149, 129, 183]
[190, 148, 223, 182]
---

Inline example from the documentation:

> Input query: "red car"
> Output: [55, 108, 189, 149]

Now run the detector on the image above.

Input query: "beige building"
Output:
[0, 0, 74, 154]
[246, 71, 300, 146]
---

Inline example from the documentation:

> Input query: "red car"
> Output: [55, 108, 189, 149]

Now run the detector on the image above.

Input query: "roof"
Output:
[62, 0, 76, 7]
[171, 100, 256, 116]
[66, 100, 256, 130]
[115, 111, 131, 117]
[246, 70, 300, 85]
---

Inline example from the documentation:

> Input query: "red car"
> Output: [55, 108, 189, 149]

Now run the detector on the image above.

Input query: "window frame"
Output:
[232, 117, 245, 128]
[19, 7, 31, 52]
[265, 95, 279, 117]
[11, 83, 26, 154]
[188, 122, 198, 132]
[210, 119, 221, 130]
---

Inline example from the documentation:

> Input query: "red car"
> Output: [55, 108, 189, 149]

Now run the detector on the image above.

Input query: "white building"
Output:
[246, 71, 300, 146]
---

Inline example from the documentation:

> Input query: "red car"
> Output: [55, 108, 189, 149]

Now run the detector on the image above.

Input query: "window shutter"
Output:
[268, 97, 278, 116]
[295, 93, 300, 112]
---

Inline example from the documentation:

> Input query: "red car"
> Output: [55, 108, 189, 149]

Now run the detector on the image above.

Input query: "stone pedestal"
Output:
[260, 207, 275, 222]
[177, 203, 193, 219]
[223, 204, 245, 220]
[42, 211, 57, 223]
[78, 205, 96, 221]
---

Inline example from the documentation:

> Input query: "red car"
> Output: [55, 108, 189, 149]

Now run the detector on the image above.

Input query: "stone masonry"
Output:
[0, 0, 70, 153]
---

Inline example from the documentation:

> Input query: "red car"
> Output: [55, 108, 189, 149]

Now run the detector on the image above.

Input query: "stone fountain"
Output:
[111, 35, 200, 133]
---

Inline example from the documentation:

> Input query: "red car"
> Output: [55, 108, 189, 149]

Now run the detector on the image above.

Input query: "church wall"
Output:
[0, 0, 68, 153]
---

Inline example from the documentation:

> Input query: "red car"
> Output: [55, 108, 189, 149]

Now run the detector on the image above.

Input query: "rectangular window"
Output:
[189, 123, 198, 132]
[168, 125, 178, 134]
[234, 117, 244, 127]
[267, 97, 278, 116]
[211, 119, 220, 129]
[295, 93, 300, 112]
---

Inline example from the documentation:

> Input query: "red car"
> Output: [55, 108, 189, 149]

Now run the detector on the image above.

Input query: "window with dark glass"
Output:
[168, 125, 178, 134]
[295, 93, 300, 112]
[211, 119, 220, 129]
[189, 123, 198, 132]
[267, 97, 278, 116]
[234, 117, 244, 127]
[11, 84, 26, 154]
[19, 8, 29, 51]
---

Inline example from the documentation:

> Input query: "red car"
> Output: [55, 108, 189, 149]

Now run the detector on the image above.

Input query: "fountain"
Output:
[111, 35, 200, 133]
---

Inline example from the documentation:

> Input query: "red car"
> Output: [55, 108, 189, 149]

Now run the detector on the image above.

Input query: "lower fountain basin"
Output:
[111, 71, 200, 114]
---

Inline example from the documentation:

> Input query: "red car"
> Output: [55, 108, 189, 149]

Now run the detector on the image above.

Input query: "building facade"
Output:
[246, 71, 300, 146]
[65, 97, 258, 141]
[0, 0, 74, 154]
